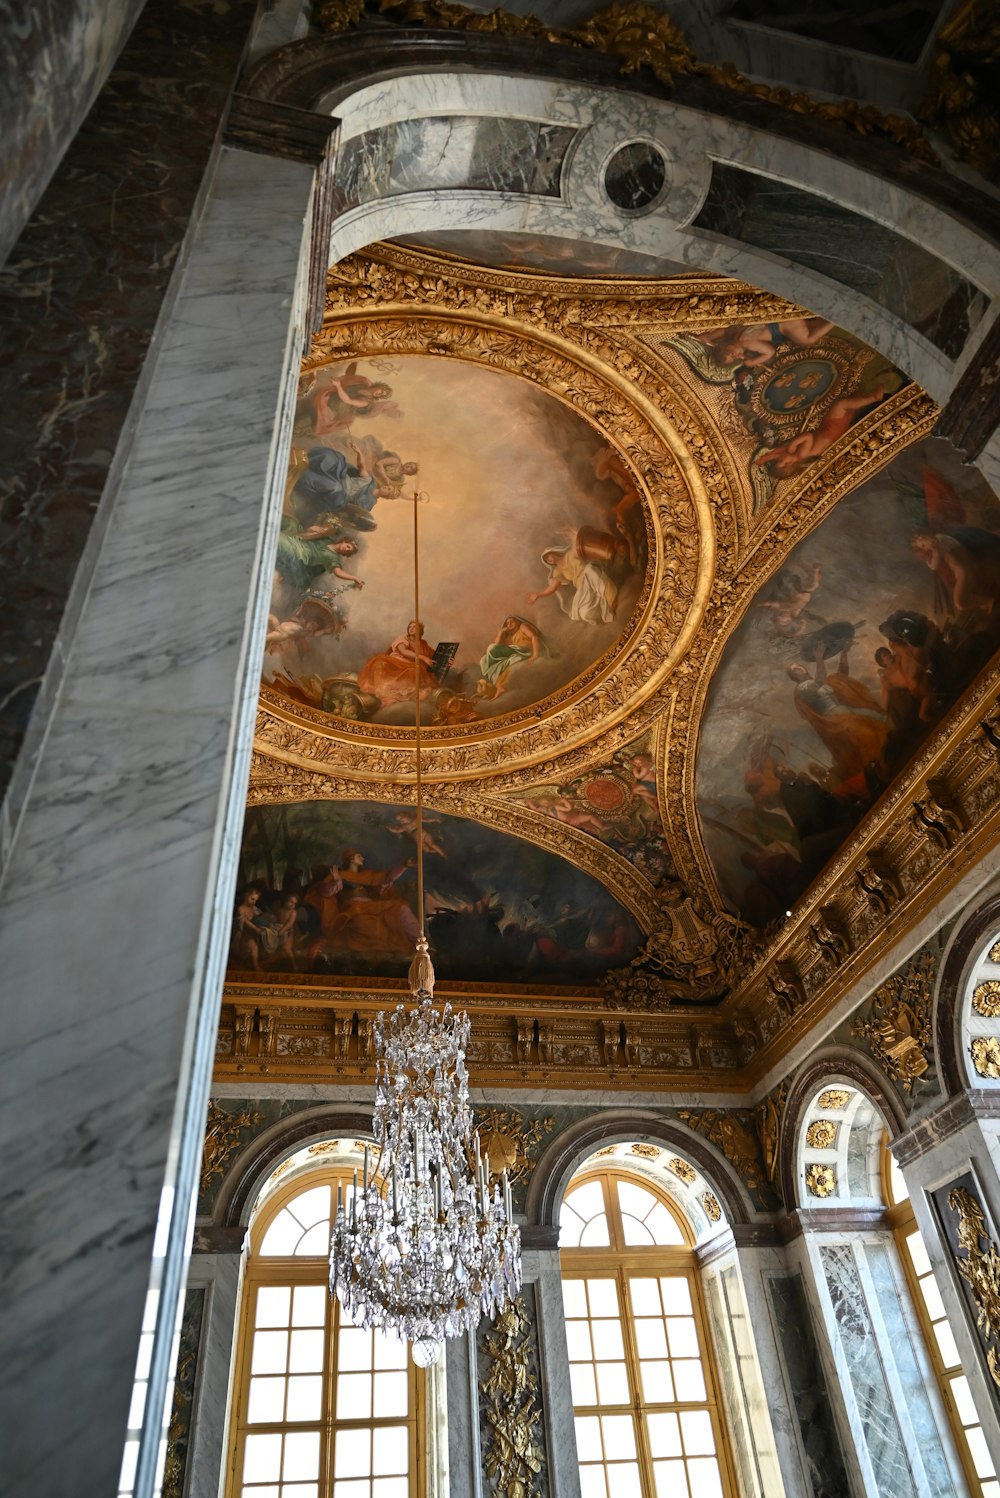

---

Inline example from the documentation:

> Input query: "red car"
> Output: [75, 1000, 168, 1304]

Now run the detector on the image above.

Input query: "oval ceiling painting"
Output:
[697, 436, 1000, 927]
[230, 801, 643, 987]
[264, 354, 648, 726]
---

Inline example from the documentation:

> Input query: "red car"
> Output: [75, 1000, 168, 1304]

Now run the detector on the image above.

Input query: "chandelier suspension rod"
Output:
[412, 489, 425, 940]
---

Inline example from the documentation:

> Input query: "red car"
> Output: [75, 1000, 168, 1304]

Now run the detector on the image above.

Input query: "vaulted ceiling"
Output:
[222, 235, 1000, 1092]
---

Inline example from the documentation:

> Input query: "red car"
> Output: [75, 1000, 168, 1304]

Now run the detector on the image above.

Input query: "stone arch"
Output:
[214, 1104, 375, 1230]
[935, 880, 1000, 1098]
[779, 1045, 906, 1210]
[524, 1108, 753, 1233]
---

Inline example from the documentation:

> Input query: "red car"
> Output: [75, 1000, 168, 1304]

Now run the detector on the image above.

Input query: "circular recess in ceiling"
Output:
[604, 141, 668, 212]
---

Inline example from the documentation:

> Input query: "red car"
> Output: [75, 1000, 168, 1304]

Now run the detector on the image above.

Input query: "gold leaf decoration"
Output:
[917, 0, 1000, 172]
[314, 0, 935, 158]
[668, 1157, 697, 1184]
[474, 1108, 555, 1186]
[805, 1163, 836, 1198]
[818, 1089, 851, 1110]
[990, 938, 1000, 964]
[200, 1100, 263, 1194]
[701, 1191, 722, 1222]
[973, 981, 1000, 1018]
[851, 949, 935, 1092]
[971, 1036, 1000, 1080]
[630, 1142, 660, 1159]
[480, 1295, 546, 1498]
[948, 1186, 1000, 1389]
[806, 1120, 838, 1150]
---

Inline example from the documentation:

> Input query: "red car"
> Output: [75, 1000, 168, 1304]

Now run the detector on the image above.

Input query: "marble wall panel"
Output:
[334, 117, 577, 214]
[693, 162, 989, 359]
[819, 1242, 918, 1498]
[0, 0, 144, 264]
[767, 1271, 851, 1498]
[866, 1241, 956, 1497]
[0, 0, 258, 819]
[930, 1168, 1000, 1416]
[705, 1266, 765, 1498]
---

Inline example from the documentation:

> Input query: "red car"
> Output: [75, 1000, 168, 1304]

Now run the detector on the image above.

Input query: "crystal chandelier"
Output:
[329, 492, 522, 1368]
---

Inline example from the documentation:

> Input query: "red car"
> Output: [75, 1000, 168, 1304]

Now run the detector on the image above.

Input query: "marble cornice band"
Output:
[776, 1205, 888, 1242]
[893, 1089, 1000, 1166]
[191, 1224, 248, 1255]
[241, 30, 1000, 251]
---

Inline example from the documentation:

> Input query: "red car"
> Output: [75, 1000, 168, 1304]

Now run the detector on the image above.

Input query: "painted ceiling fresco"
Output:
[266, 354, 647, 726]
[237, 242, 1000, 1079]
[231, 801, 642, 987]
[394, 230, 692, 279]
[698, 435, 1000, 926]
[656, 317, 907, 510]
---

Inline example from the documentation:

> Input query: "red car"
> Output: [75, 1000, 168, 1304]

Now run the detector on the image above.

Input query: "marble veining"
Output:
[334, 117, 577, 214]
[820, 1243, 918, 1498]
[767, 1272, 850, 1498]
[866, 1242, 956, 1497]
[694, 163, 989, 360]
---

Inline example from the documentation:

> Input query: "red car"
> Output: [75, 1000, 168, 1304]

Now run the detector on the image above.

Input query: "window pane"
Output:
[919, 1274, 945, 1323]
[646, 1412, 682, 1458]
[635, 1319, 668, 1359]
[906, 1230, 931, 1278]
[373, 1371, 409, 1416]
[288, 1186, 331, 1231]
[337, 1374, 372, 1420]
[334, 1428, 371, 1479]
[592, 1321, 625, 1360]
[566, 1321, 593, 1361]
[296, 1222, 332, 1257]
[596, 1362, 630, 1405]
[337, 1327, 373, 1372]
[288, 1330, 324, 1374]
[248, 1377, 287, 1425]
[950, 1374, 979, 1427]
[587, 1281, 619, 1318]
[260, 1212, 303, 1257]
[283, 1431, 321, 1482]
[253, 1331, 289, 1375]
[967, 1426, 996, 1480]
[580, 1468, 608, 1498]
[575, 1416, 603, 1461]
[244, 1433, 282, 1481]
[286, 1376, 322, 1423]
[372, 1426, 409, 1476]
[687, 1456, 723, 1498]
[581, 1216, 612, 1247]
[934, 1321, 960, 1369]
[680, 1410, 715, 1456]
[621, 1215, 654, 1246]
[560, 1204, 586, 1249]
[292, 1286, 327, 1328]
[609, 1465, 642, 1498]
[256, 1288, 291, 1329]
[671, 1361, 706, 1402]
[373, 1332, 407, 1370]
[571, 1364, 597, 1405]
[640, 1361, 674, 1403]
[601, 1415, 636, 1459]
[618, 1181, 658, 1219]
[629, 1279, 661, 1316]
[660, 1279, 692, 1316]
[653, 1460, 689, 1497]
[567, 1180, 606, 1221]
[563, 1280, 588, 1318]
[666, 1318, 699, 1359]
[373, 1480, 409, 1498]
[646, 1204, 685, 1245]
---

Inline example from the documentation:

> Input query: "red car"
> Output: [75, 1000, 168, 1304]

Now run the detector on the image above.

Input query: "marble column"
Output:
[0, 144, 315, 1498]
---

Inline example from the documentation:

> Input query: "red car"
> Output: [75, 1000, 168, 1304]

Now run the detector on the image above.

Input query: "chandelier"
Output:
[329, 492, 522, 1367]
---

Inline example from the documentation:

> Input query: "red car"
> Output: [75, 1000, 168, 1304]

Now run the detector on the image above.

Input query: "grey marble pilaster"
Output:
[524, 1248, 582, 1498]
[184, 1254, 243, 1498]
[0, 145, 314, 1498]
[446, 1330, 483, 1498]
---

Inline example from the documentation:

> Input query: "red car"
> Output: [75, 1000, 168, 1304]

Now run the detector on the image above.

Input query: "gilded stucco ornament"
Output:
[805, 1163, 836, 1198]
[314, 0, 935, 159]
[603, 882, 754, 1007]
[200, 1100, 263, 1193]
[851, 950, 935, 1093]
[973, 981, 1000, 1018]
[817, 1089, 851, 1110]
[971, 1036, 1000, 1080]
[701, 1192, 722, 1223]
[948, 1186, 1000, 1389]
[668, 1157, 696, 1184]
[806, 1120, 838, 1149]
[479, 1296, 547, 1498]
[630, 1142, 660, 1160]
[918, 0, 1000, 173]
[474, 1108, 555, 1187]
[677, 1105, 778, 1205]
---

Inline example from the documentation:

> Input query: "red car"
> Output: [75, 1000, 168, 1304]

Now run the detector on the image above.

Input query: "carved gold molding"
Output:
[315, 0, 935, 161]
[479, 1294, 547, 1498]
[200, 1100, 262, 1193]
[948, 1185, 1000, 1389]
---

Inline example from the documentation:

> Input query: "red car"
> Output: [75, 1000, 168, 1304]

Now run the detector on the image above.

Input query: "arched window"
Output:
[226, 1163, 423, 1498]
[560, 1165, 734, 1498]
[883, 1142, 1000, 1498]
